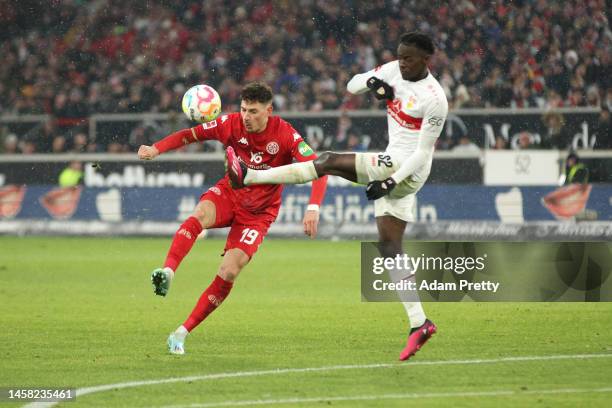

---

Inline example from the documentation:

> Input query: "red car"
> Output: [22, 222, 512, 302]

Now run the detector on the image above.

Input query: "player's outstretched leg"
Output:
[151, 203, 213, 297]
[227, 147, 358, 188]
[399, 319, 437, 361]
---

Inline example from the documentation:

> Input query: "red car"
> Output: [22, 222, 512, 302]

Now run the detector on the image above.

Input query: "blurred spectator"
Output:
[493, 136, 508, 150]
[0, 0, 608, 117]
[453, 136, 480, 153]
[58, 161, 83, 187]
[32, 120, 58, 153]
[541, 111, 571, 149]
[562, 152, 589, 185]
[71, 132, 89, 153]
[2, 133, 19, 154]
[594, 106, 611, 149]
[517, 132, 535, 149]
[0, 0, 609, 154]
[52, 135, 67, 153]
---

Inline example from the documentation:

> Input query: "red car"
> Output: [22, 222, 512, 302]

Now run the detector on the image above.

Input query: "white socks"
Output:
[400, 275, 427, 328]
[174, 325, 189, 341]
[244, 161, 318, 185]
[388, 260, 427, 329]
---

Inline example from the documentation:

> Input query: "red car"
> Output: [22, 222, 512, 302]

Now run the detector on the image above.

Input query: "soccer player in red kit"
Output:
[137, 82, 327, 355]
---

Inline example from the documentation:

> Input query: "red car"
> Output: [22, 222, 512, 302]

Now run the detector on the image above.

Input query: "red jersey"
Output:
[154, 113, 327, 219]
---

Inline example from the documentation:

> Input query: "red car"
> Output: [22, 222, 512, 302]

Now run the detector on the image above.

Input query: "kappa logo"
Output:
[238, 137, 249, 145]
[293, 132, 301, 141]
[0, 184, 26, 219]
[221, 115, 228, 123]
[39, 186, 83, 220]
[250, 151, 264, 164]
[266, 141, 279, 155]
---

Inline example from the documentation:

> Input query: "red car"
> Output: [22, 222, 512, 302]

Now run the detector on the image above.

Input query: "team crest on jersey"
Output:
[266, 141, 279, 155]
[208, 186, 221, 195]
[406, 95, 417, 109]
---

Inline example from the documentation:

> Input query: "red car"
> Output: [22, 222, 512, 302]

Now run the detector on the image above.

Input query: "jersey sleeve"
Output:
[390, 96, 448, 183]
[153, 115, 231, 153]
[289, 131, 328, 207]
[346, 61, 398, 95]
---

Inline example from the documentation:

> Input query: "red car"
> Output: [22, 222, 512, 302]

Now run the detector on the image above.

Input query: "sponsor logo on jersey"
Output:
[386, 99, 423, 130]
[201, 120, 217, 130]
[221, 115, 229, 123]
[428, 116, 444, 126]
[266, 141, 279, 155]
[208, 186, 222, 195]
[238, 137, 249, 145]
[298, 141, 314, 156]
[293, 132, 301, 141]
[250, 151, 264, 164]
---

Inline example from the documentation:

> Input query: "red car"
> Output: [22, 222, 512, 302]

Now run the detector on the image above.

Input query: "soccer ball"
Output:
[181, 84, 222, 123]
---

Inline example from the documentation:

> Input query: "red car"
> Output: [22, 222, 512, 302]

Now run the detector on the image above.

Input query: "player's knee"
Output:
[314, 151, 337, 173]
[192, 203, 215, 228]
[378, 240, 403, 258]
[218, 263, 241, 282]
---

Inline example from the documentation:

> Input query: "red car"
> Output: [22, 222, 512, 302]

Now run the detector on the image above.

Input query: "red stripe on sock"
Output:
[164, 216, 203, 272]
[183, 275, 234, 332]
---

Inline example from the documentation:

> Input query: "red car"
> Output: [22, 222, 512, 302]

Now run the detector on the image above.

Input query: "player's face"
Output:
[240, 100, 272, 133]
[397, 43, 430, 81]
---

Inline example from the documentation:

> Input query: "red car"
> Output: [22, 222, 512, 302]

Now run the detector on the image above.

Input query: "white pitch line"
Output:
[22, 353, 612, 408]
[161, 387, 612, 408]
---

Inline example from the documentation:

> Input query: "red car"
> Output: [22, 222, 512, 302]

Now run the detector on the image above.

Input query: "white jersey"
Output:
[347, 61, 448, 183]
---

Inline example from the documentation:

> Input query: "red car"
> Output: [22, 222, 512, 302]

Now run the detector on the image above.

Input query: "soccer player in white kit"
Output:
[227, 32, 448, 361]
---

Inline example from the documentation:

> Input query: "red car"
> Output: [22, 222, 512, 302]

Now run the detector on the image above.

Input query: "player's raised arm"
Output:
[347, 61, 396, 98]
[138, 117, 230, 160]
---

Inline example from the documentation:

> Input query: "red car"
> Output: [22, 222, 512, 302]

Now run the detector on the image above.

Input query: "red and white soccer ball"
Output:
[181, 84, 222, 123]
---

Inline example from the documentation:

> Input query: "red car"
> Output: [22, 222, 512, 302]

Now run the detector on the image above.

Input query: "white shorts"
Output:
[355, 152, 425, 222]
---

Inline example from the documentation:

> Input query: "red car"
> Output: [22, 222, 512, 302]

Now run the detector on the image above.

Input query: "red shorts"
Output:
[200, 181, 274, 258]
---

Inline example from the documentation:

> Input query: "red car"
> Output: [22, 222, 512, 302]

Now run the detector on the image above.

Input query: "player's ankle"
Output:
[163, 267, 175, 280]
[174, 325, 189, 341]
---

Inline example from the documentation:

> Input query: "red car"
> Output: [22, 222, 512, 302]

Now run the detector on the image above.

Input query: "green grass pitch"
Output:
[1, 236, 612, 407]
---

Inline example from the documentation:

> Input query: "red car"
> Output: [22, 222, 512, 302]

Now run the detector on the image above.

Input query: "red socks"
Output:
[164, 216, 203, 272]
[183, 275, 234, 332]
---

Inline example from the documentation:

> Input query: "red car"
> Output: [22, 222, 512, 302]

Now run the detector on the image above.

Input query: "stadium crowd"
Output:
[0, 0, 610, 153]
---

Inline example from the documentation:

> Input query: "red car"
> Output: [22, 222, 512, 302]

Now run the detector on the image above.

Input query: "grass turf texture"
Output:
[1, 236, 611, 407]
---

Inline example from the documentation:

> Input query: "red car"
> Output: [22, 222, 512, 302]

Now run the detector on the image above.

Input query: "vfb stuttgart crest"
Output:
[266, 141, 279, 155]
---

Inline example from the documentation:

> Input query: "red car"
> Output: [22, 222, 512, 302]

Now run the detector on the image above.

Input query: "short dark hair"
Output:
[241, 82, 273, 104]
[399, 32, 435, 55]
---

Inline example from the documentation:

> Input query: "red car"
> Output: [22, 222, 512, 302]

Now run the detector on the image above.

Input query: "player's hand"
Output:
[302, 209, 320, 239]
[366, 177, 397, 200]
[138, 145, 159, 160]
[366, 77, 394, 100]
